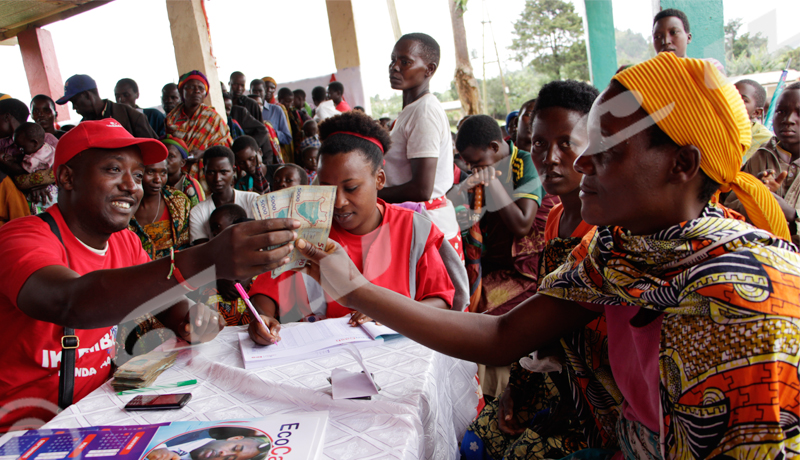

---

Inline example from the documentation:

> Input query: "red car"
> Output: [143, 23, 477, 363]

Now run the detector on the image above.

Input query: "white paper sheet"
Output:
[330, 344, 380, 400]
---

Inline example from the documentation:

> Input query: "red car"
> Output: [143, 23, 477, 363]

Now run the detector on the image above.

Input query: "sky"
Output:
[2, 0, 799, 123]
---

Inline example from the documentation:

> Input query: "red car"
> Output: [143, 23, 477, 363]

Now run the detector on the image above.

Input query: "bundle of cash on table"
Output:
[252, 185, 337, 278]
[111, 351, 178, 391]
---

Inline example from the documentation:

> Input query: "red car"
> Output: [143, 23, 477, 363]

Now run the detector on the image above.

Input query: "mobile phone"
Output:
[124, 393, 192, 411]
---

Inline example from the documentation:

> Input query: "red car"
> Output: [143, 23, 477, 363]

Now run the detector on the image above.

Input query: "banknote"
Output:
[111, 351, 177, 390]
[251, 185, 337, 278]
[252, 187, 292, 220]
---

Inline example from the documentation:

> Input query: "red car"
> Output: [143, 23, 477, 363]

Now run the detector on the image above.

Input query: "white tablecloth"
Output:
[45, 325, 479, 460]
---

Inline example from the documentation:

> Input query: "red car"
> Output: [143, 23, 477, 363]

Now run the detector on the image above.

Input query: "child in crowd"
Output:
[272, 163, 308, 191]
[449, 114, 552, 398]
[278, 87, 304, 154]
[462, 80, 603, 459]
[193, 204, 255, 326]
[293, 89, 313, 118]
[514, 99, 536, 153]
[247, 112, 456, 343]
[8, 122, 57, 210]
[734, 79, 772, 162]
[298, 136, 320, 183]
[163, 136, 205, 207]
[302, 119, 319, 139]
[652, 8, 726, 74]
[725, 82, 800, 244]
[232, 135, 269, 194]
[327, 81, 351, 112]
[381, 33, 462, 259]
[504, 110, 518, 142]
[451, 114, 549, 315]
[652, 8, 691, 57]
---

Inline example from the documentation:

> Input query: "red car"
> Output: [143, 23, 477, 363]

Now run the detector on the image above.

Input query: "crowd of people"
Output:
[1, 7, 799, 459]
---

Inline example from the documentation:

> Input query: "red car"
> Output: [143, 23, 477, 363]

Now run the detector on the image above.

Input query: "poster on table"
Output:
[0, 411, 327, 460]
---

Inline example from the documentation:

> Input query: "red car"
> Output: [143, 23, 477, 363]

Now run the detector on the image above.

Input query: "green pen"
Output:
[116, 379, 198, 395]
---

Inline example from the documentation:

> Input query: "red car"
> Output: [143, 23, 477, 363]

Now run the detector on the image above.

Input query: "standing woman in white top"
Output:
[188, 146, 259, 244]
[380, 33, 463, 259]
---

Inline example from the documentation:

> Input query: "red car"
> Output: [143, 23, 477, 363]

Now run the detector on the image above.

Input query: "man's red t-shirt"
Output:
[0, 205, 150, 432]
[249, 200, 455, 320]
[335, 100, 352, 113]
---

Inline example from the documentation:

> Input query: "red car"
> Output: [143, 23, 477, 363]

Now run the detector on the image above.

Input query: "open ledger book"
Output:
[0, 412, 328, 460]
[239, 316, 401, 369]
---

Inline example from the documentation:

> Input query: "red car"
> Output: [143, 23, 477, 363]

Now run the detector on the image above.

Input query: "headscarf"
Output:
[178, 70, 209, 93]
[162, 136, 190, 159]
[613, 51, 790, 240]
[0, 93, 11, 101]
[261, 77, 277, 103]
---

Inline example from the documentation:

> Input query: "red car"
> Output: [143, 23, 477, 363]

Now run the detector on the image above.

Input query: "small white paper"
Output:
[330, 344, 379, 399]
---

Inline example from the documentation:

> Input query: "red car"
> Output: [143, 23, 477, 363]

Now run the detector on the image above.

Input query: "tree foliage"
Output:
[370, 93, 403, 120]
[725, 19, 768, 60]
[510, 0, 589, 81]
[615, 29, 654, 66]
[725, 18, 798, 76]
[480, 66, 549, 119]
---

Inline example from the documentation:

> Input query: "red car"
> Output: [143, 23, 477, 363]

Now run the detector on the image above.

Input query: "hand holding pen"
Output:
[236, 282, 282, 345]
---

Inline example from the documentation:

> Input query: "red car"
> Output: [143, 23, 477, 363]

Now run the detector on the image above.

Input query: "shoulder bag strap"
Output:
[36, 212, 78, 410]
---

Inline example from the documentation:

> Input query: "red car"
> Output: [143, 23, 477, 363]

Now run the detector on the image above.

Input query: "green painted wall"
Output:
[658, 0, 726, 65]
[584, 0, 618, 90]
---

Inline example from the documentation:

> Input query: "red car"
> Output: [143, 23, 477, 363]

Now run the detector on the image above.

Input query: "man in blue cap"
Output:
[56, 74, 157, 139]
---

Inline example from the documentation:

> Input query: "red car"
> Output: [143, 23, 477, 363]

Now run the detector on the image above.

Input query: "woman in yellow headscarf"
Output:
[287, 51, 800, 459]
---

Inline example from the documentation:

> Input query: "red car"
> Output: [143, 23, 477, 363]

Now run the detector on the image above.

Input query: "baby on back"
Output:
[12, 122, 57, 209]
[13, 122, 54, 175]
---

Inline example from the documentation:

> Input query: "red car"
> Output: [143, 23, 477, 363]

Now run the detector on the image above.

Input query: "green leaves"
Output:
[510, 0, 589, 81]
[724, 17, 798, 76]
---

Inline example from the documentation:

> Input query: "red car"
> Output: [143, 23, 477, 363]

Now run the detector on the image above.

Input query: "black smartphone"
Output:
[124, 393, 192, 411]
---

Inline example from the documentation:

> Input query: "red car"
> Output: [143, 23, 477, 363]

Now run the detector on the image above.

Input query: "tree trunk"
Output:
[449, 0, 481, 115]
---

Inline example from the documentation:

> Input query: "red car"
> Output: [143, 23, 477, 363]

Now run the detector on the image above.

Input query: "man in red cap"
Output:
[0, 120, 300, 432]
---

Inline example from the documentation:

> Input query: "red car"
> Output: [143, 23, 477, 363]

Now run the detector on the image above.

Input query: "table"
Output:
[45, 325, 480, 460]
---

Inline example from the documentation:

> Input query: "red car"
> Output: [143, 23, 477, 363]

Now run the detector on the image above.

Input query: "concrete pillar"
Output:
[166, 0, 224, 118]
[17, 27, 69, 122]
[583, 0, 618, 90]
[655, 0, 726, 65]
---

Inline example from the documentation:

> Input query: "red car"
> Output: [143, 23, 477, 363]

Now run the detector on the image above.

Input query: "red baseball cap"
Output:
[53, 119, 168, 173]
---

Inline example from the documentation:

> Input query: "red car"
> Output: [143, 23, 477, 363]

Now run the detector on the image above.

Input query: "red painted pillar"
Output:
[17, 27, 69, 122]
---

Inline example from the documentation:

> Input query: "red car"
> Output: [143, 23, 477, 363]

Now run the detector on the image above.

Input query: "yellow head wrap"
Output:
[613, 52, 790, 240]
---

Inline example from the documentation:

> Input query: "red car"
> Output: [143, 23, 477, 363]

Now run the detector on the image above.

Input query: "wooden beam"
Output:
[0, 1, 113, 42]
[386, 0, 401, 42]
[326, 0, 360, 70]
